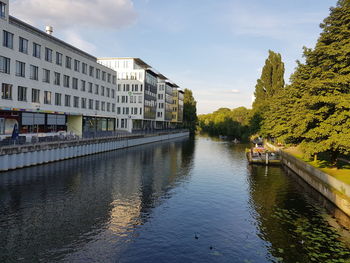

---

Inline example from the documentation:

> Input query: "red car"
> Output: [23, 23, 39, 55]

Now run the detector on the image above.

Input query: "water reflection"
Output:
[0, 138, 195, 262]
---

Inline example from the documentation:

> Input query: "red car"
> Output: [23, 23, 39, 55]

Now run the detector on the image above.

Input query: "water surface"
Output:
[0, 136, 349, 262]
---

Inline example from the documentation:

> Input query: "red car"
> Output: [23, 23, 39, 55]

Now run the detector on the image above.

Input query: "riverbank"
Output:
[265, 142, 350, 218]
[0, 131, 189, 172]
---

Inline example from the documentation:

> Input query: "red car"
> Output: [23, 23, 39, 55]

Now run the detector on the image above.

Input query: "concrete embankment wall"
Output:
[279, 150, 350, 217]
[0, 132, 189, 172]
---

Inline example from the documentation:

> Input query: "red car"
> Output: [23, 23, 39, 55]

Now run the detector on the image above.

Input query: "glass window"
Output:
[63, 75, 70, 88]
[16, 61, 25, 77]
[81, 80, 86, 91]
[54, 72, 61, 86]
[65, 56, 71, 69]
[31, 88, 40, 103]
[33, 43, 41, 58]
[88, 82, 93, 93]
[73, 96, 79, 108]
[0, 56, 10, 74]
[89, 99, 93, 109]
[95, 84, 99, 95]
[2, 83, 12, 99]
[56, 52, 62, 65]
[82, 63, 87, 74]
[89, 66, 94, 77]
[44, 91, 52, 104]
[55, 93, 62, 106]
[81, 98, 86, 109]
[0, 2, 6, 18]
[30, 65, 38, 80]
[96, 68, 100, 79]
[72, 78, 78, 89]
[65, 94, 71, 107]
[102, 71, 106, 81]
[3, 31, 13, 49]
[45, 48, 53, 62]
[18, 86, 27, 101]
[43, 69, 50, 83]
[107, 73, 111, 83]
[74, 59, 80, 72]
[19, 37, 28, 54]
[95, 100, 99, 110]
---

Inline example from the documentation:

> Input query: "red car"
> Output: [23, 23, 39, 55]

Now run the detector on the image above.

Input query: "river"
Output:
[0, 136, 349, 263]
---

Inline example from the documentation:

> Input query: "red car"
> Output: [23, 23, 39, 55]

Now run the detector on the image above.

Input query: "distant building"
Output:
[0, 0, 117, 137]
[98, 57, 183, 132]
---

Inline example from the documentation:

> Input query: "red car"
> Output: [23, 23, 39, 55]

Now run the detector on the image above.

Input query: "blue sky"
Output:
[12, 0, 336, 114]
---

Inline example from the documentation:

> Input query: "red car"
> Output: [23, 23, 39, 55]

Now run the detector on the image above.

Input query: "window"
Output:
[44, 91, 52, 104]
[95, 100, 100, 110]
[111, 89, 115, 98]
[117, 84, 121, 91]
[54, 72, 61, 86]
[43, 69, 50, 83]
[73, 96, 79, 108]
[72, 78, 78, 89]
[117, 107, 121, 114]
[101, 101, 105, 111]
[65, 94, 71, 107]
[56, 52, 63, 65]
[112, 75, 116, 84]
[95, 84, 99, 95]
[88, 99, 93, 109]
[65, 56, 71, 69]
[101, 86, 105, 96]
[74, 59, 80, 72]
[81, 98, 86, 109]
[32, 88, 40, 103]
[55, 93, 62, 106]
[112, 104, 116, 112]
[107, 73, 111, 83]
[30, 65, 38, 80]
[63, 75, 70, 88]
[102, 71, 106, 81]
[107, 102, 110, 112]
[89, 66, 94, 77]
[0, 56, 10, 74]
[15, 61, 25, 77]
[3, 31, 13, 48]
[19, 37, 28, 53]
[18, 86, 27, 101]
[81, 80, 86, 91]
[45, 48, 53, 62]
[33, 43, 41, 58]
[82, 63, 87, 74]
[96, 68, 100, 79]
[2, 83, 12, 99]
[0, 2, 6, 18]
[88, 82, 93, 93]
[106, 88, 110, 97]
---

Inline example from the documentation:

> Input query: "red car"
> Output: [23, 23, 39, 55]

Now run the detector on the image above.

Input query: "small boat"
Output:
[246, 146, 281, 165]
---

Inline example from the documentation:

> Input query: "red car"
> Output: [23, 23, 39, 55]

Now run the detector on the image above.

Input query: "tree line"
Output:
[199, 0, 350, 162]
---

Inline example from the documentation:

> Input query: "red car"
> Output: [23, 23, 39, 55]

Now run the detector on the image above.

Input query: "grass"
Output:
[284, 146, 350, 185]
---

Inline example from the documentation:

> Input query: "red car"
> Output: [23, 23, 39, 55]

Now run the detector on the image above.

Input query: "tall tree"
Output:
[183, 88, 197, 134]
[272, 0, 350, 160]
[252, 50, 285, 113]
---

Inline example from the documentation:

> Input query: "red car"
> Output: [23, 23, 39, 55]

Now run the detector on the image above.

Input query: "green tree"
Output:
[272, 0, 350, 161]
[183, 88, 197, 134]
[252, 50, 285, 134]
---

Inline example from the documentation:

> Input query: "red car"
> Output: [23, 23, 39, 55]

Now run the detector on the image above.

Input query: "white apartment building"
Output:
[0, 0, 117, 137]
[156, 74, 177, 129]
[98, 58, 160, 132]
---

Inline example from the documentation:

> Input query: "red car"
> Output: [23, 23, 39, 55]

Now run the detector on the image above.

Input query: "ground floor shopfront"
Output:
[0, 110, 116, 138]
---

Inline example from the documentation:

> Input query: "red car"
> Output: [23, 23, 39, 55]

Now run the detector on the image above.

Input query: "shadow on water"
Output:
[0, 137, 195, 262]
[248, 164, 350, 263]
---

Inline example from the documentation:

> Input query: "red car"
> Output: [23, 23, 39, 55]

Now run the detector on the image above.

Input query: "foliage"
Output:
[252, 50, 285, 134]
[198, 107, 252, 140]
[261, 0, 350, 162]
[183, 88, 198, 134]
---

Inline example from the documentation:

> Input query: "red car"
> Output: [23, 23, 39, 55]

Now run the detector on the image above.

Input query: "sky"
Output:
[11, 0, 336, 114]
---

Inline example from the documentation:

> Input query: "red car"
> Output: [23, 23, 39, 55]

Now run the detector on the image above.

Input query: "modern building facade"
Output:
[98, 57, 183, 132]
[0, 0, 117, 137]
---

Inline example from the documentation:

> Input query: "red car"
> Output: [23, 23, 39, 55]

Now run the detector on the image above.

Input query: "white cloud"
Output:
[63, 30, 97, 54]
[11, 0, 137, 29]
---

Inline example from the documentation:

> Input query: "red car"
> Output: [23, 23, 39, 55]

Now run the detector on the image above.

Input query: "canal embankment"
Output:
[0, 131, 189, 172]
[265, 142, 350, 218]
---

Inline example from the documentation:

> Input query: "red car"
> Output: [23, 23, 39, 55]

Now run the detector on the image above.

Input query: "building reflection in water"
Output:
[0, 137, 195, 262]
